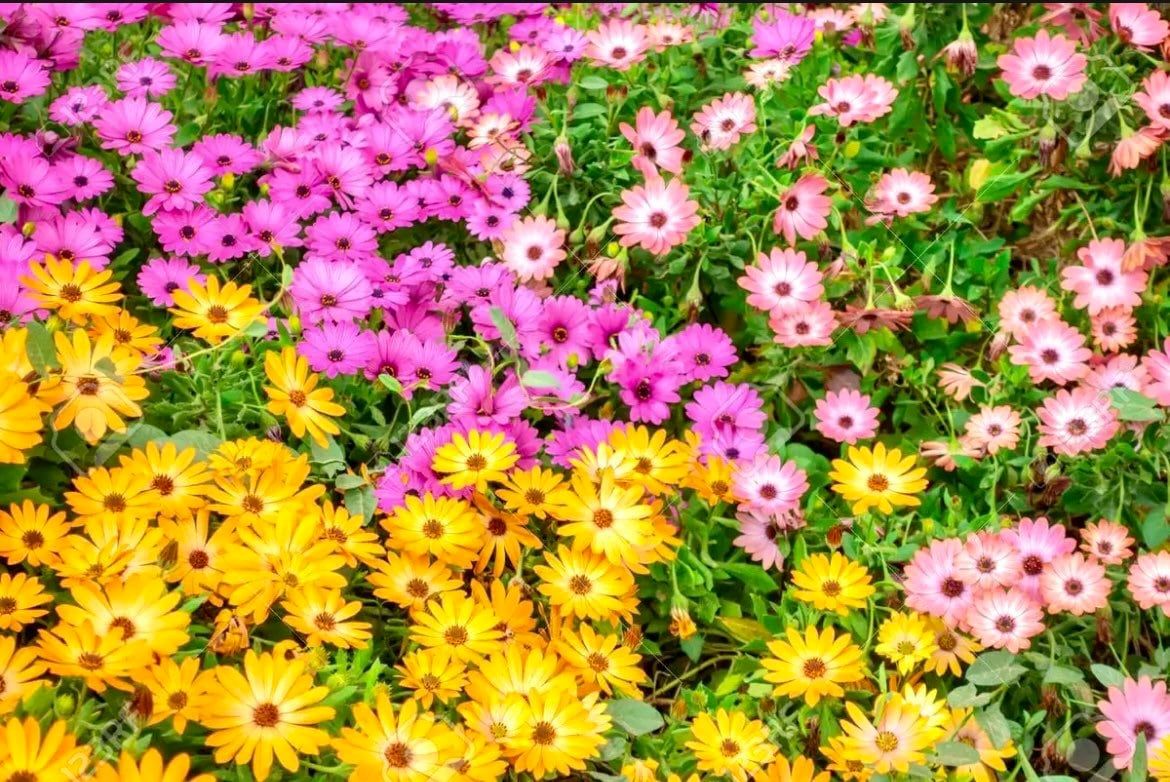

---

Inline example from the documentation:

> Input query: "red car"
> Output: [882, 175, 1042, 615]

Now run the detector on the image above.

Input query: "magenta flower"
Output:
[131, 148, 214, 216]
[94, 97, 176, 155]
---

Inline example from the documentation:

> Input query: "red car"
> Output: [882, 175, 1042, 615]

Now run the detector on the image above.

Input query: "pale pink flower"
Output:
[612, 176, 700, 255]
[808, 73, 897, 126]
[1096, 676, 1170, 769]
[1007, 318, 1092, 385]
[769, 301, 837, 347]
[732, 453, 808, 516]
[938, 363, 982, 402]
[1004, 517, 1078, 601]
[584, 19, 649, 70]
[733, 509, 800, 570]
[1133, 70, 1170, 130]
[904, 538, 973, 626]
[1060, 238, 1147, 314]
[1128, 551, 1170, 615]
[866, 168, 938, 220]
[1040, 4, 1104, 44]
[1040, 553, 1109, 615]
[965, 587, 1045, 652]
[501, 216, 565, 282]
[996, 30, 1087, 100]
[962, 405, 1021, 456]
[738, 247, 823, 316]
[777, 125, 818, 170]
[772, 173, 831, 244]
[1109, 126, 1165, 177]
[1036, 387, 1120, 456]
[691, 92, 757, 151]
[744, 59, 793, 90]
[646, 20, 693, 51]
[998, 285, 1059, 340]
[1080, 520, 1135, 566]
[813, 388, 878, 444]
[955, 531, 1023, 592]
[1140, 338, 1170, 404]
[1110, 3, 1170, 49]
[619, 107, 685, 177]
[1091, 306, 1138, 352]
[1084, 353, 1148, 393]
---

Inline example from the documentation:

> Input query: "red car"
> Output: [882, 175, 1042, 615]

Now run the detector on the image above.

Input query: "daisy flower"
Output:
[733, 453, 808, 516]
[903, 538, 973, 626]
[685, 709, 775, 782]
[738, 247, 824, 316]
[761, 625, 865, 706]
[619, 106, 686, 176]
[1060, 238, 1147, 314]
[808, 74, 897, 126]
[501, 215, 566, 282]
[1040, 552, 1109, 615]
[691, 92, 757, 151]
[584, 18, 648, 71]
[998, 285, 1059, 339]
[965, 587, 1045, 652]
[1036, 386, 1120, 456]
[996, 30, 1086, 100]
[1110, 2, 1170, 49]
[1080, 519, 1135, 565]
[612, 176, 700, 255]
[828, 443, 928, 515]
[813, 388, 879, 444]
[962, 405, 1021, 456]
[1007, 318, 1092, 385]
[1096, 677, 1170, 769]
[1128, 550, 1170, 615]
[1091, 306, 1138, 351]
[867, 169, 938, 219]
[773, 174, 831, 245]
[790, 552, 875, 615]
[749, 10, 815, 62]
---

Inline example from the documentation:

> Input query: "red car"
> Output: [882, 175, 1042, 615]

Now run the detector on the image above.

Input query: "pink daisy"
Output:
[813, 388, 879, 444]
[130, 148, 215, 216]
[1036, 386, 1120, 456]
[1128, 551, 1170, 615]
[1080, 519, 1135, 566]
[903, 538, 973, 626]
[1141, 338, 1170, 404]
[584, 18, 648, 71]
[1096, 677, 1170, 769]
[808, 73, 897, 126]
[1007, 318, 1092, 385]
[773, 173, 831, 245]
[770, 300, 837, 347]
[501, 216, 566, 282]
[612, 176, 700, 255]
[732, 509, 793, 571]
[732, 453, 808, 516]
[1110, 3, 1170, 49]
[690, 92, 757, 151]
[0, 51, 51, 104]
[962, 405, 1021, 456]
[738, 247, 824, 316]
[1091, 306, 1138, 352]
[998, 285, 1060, 340]
[1004, 517, 1078, 600]
[1060, 238, 1147, 314]
[93, 96, 176, 155]
[996, 30, 1087, 100]
[965, 587, 1045, 652]
[1084, 352, 1147, 393]
[955, 531, 1023, 592]
[620, 106, 686, 177]
[1039, 553, 1109, 615]
[867, 169, 938, 220]
[1134, 69, 1170, 130]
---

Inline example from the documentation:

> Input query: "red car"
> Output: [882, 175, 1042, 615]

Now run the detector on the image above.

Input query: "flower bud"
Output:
[54, 693, 76, 717]
[942, 29, 978, 78]
[554, 136, 574, 175]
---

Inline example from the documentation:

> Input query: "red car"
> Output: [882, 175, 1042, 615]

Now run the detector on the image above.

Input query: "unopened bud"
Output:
[554, 137, 574, 175]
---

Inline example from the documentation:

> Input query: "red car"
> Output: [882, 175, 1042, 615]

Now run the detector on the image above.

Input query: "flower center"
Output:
[252, 703, 280, 727]
[802, 657, 827, 678]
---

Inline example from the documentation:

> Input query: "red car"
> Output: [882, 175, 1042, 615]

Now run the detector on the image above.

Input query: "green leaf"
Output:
[972, 116, 1008, 140]
[947, 684, 993, 708]
[344, 485, 377, 524]
[408, 403, 445, 430]
[719, 616, 772, 644]
[0, 195, 17, 223]
[378, 373, 404, 396]
[1091, 663, 1126, 689]
[573, 103, 606, 119]
[1110, 388, 1162, 422]
[489, 307, 518, 350]
[1042, 665, 1085, 686]
[1143, 506, 1169, 549]
[25, 321, 58, 373]
[159, 429, 221, 459]
[578, 75, 608, 90]
[721, 562, 776, 593]
[975, 167, 1038, 204]
[334, 474, 366, 491]
[1132, 732, 1148, 781]
[966, 650, 1027, 687]
[977, 705, 1012, 748]
[606, 699, 664, 736]
[521, 370, 561, 390]
[932, 741, 982, 767]
[174, 121, 202, 147]
[310, 436, 346, 477]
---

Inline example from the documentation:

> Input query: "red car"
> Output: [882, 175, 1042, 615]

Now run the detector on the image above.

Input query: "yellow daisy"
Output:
[789, 552, 876, 615]
[264, 346, 346, 447]
[432, 429, 519, 492]
[0, 372, 48, 463]
[761, 625, 866, 707]
[829, 443, 928, 514]
[685, 709, 776, 782]
[397, 647, 468, 707]
[874, 611, 937, 675]
[169, 275, 265, 344]
[22, 256, 122, 323]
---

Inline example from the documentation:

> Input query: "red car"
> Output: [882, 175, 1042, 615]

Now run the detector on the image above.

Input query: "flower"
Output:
[808, 74, 897, 125]
[875, 611, 938, 674]
[1081, 519, 1135, 565]
[996, 30, 1086, 100]
[1096, 676, 1170, 769]
[333, 691, 460, 782]
[620, 106, 686, 176]
[0, 373, 48, 463]
[23, 257, 122, 324]
[501, 215, 565, 282]
[432, 429, 518, 492]
[1110, 2, 1170, 49]
[838, 700, 935, 775]
[941, 707, 1017, 782]
[1128, 551, 1170, 616]
[264, 347, 346, 447]
[789, 553, 875, 615]
[867, 169, 937, 219]
[1036, 386, 1120, 456]
[761, 625, 865, 706]
[903, 538, 973, 625]
[813, 389, 879, 444]
[773, 174, 831, 245]
[691, 92, 757, 150]
[1060, 238, 1147, 315]
[584, 18, 648, 70]
[198, 650, 334, 781]
[738, 247, 824, 316]
[965, 588, 1045, 652]
[1007, 318, 1092, 385]
[38, 330, 148, 444]
[1040, 552, 1109, 615]
[686, 709, 776, 782]
[169, 275, 265, 344]
[281, 587, 372, 648]
[963, 405, 1021, 456]
[733, 453, 808, 516]
[557, 622, 647, 697]
[0, 718, 90, 782]
[749, 11, 815, 61]
[91, 749, 213, 782]
[613, 175, 701, 255]
[829, 443, 928, 515]
[534, 544, 635, 621]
